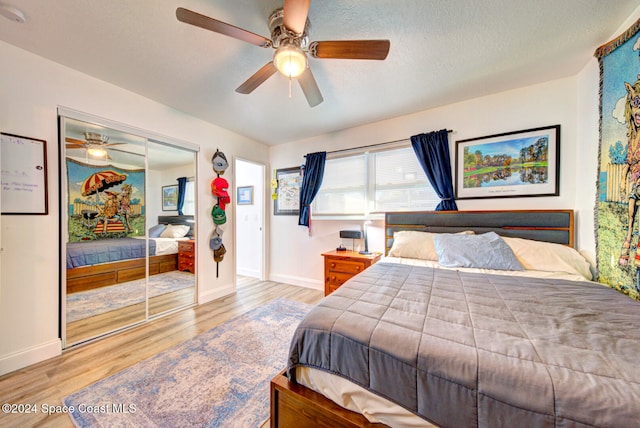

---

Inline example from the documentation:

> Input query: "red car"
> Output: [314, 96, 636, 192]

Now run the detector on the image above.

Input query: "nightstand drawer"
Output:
[327, 259, 366, 275]
[326, 272, 354, 289]
[178, 241, 195, 253]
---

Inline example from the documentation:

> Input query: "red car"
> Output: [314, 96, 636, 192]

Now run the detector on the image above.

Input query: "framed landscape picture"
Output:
[455, 125, 560, 199]
[162, 185, 178, 210]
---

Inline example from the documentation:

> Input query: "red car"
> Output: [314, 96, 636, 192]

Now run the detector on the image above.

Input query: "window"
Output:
[182, 180, 195, 215]
[313, 145, 440, 218]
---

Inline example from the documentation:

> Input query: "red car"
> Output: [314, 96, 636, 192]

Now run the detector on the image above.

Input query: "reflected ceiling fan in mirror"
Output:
[65, 132, 126, 160]
[176, 0, 390, 107]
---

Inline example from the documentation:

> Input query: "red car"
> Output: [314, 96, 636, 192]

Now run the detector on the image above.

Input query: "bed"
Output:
[66, 215, 194, 293]
[271, 210, 640, 427]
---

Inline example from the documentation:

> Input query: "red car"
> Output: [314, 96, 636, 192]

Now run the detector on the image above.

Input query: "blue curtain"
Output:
[298, 152, 326, 227]
[410, 130, 458, 211]
[177, 177, 187, 215]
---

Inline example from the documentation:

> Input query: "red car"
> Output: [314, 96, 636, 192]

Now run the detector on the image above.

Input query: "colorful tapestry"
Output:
[66, 158, 145, 242]
[595, 17, 640, 301]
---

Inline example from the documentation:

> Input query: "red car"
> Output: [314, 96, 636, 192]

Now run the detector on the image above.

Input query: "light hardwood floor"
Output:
[0, 277, 323, 428]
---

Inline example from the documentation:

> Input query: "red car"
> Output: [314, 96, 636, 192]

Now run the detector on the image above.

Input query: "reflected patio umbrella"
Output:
[81, 170, 128, 199]
[80, 169, 127, 217]
[80, 170, 127, 227]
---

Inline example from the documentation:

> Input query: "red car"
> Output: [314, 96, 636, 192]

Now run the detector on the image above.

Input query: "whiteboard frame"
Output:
[1, 132, 48, 215]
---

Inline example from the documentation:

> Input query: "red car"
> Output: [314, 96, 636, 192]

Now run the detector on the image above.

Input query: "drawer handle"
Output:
[356, 266, 361, 271]
[330, 262, 336, 268]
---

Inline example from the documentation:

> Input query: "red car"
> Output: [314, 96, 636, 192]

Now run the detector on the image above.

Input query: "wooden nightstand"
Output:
[322, 250, 381, 296]
[178, 239, 196, 273]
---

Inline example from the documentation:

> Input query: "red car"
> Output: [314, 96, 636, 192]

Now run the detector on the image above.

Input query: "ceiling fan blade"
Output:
[176, 7, 271, 48]
[283, 0, 311, 34]
[65, 137, 86, 145]
[66, 143, 85, 149]
[235, 62, 278, 94]
[298, 67, 323, 107]
[309, 40, 390, 60]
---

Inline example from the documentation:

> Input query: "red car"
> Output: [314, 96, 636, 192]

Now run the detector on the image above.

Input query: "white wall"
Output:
[0, 40, 269, 375]
[269, 77, 582, 289]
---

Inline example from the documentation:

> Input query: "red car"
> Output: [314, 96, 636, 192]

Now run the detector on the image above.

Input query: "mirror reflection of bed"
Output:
[61, 114, 197, 347]
[65, 216, 196, 344]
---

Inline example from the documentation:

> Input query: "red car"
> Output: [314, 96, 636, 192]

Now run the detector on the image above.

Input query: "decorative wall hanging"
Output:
[595, 17, 640, 301]
[66, 158, 144, 241]
[1, 132, 48, 215]
[210, 149, 230, 276]
[274, 166, 302, 215]
[454, 125, 560, 200]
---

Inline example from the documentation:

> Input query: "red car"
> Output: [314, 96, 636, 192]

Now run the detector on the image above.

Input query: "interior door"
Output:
[235, 158, 265, 280]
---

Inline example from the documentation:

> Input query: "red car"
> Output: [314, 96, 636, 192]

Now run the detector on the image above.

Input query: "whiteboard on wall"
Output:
[1, 133, 48, 215]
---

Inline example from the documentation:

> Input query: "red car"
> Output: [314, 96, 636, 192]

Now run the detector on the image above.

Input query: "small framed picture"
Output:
[274, 167, 302, 215]
[237, 186, 253, 205]
[162, 185, 178, 211]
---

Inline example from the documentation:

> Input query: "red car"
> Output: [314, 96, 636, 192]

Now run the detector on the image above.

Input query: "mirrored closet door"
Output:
[60, 111, 197, 347]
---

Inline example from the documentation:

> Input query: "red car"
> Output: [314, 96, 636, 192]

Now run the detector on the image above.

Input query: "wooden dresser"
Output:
[178, 239, 196, 273]
[322, 250, 381, 296]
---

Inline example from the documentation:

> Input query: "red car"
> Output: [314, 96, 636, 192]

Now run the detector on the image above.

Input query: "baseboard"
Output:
[269, 274, 323, 290]
[237, 267, 260, 277]
[0, 338, 62, 376]
[198, 282, 235, 304]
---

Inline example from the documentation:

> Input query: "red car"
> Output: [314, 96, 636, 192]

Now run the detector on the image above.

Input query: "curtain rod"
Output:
[318, 129, 453, 156]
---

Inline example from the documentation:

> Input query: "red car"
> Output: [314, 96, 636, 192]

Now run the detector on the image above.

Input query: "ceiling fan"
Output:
[65, 132, 126, 159]
[176, 0, 390, 107]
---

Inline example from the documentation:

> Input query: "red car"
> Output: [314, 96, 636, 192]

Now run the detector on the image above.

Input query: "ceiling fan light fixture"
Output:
[87, 146, 108, 158]
[273, 44, 307, 78]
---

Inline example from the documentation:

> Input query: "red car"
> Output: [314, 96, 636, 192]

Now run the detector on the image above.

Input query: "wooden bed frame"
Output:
[66, 215, 194, 293]
[270, 209, 576, 428]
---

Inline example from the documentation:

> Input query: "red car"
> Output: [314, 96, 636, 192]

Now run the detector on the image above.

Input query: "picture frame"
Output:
[237, 185, 253, 205]
[162, 185, 178, 211]
[274, 166, 302, 216]
[454, 125, 560, 200]
[1, 132, 48, 215]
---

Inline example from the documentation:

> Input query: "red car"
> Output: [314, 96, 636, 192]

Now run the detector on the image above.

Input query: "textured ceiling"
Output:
[0, 0, 638, 145]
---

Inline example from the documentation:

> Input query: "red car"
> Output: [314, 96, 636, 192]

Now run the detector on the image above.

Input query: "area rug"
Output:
[63, 298, 312, 427]
[66, 270, 195, 322]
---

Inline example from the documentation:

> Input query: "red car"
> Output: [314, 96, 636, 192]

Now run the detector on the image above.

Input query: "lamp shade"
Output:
[339, 230, 363, 239]
[273, 44, 307, 78]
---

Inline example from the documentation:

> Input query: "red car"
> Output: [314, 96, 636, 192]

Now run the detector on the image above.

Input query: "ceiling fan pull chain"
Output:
[289, 76, 293, 99]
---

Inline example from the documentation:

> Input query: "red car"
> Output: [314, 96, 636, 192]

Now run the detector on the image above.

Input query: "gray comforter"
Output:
[287, 262, 640, 427]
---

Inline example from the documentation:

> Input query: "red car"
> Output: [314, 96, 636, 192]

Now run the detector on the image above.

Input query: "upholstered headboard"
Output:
[158, 215, 195, 238]
[385, 210, 574, 255]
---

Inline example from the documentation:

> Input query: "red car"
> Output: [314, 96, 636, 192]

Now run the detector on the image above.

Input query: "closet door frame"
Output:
[58, 107, 199, 348]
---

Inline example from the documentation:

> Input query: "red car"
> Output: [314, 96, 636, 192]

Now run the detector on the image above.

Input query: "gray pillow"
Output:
[148, 224, 167, 238]
[434, 232, 523, 271]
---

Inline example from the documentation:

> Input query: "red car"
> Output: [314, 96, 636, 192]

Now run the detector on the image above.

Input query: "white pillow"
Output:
[502, 236, 592, 280]
[159, 224, 191, 238]
[388, 230, 474, 261]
